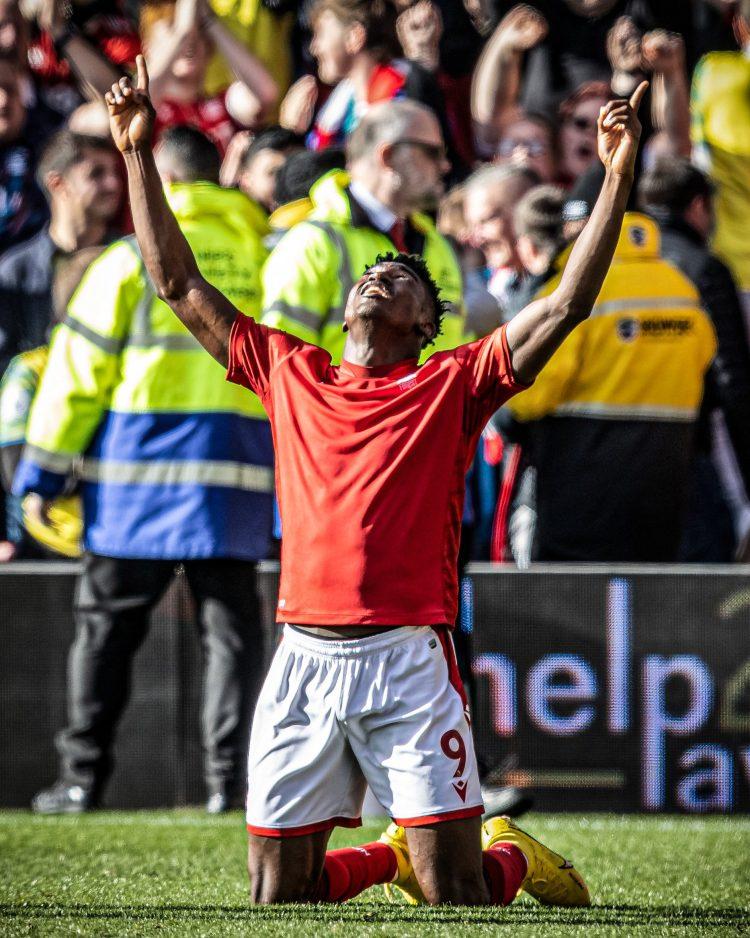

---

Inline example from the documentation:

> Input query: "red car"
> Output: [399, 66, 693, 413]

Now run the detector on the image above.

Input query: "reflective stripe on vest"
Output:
[306, 220, 353, 325]
[121, 237, 204, 351]
[79, 458, 274, 492]
[23, 443, 79, 475]
[590, 297, 704, 318]
[552, 402, 697, 421]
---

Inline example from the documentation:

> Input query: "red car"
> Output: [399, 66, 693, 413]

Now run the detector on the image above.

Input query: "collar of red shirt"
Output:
[339, 358, 419, 379]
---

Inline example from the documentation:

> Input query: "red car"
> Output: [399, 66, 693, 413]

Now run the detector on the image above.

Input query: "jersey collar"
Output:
[339, 358, 419, 379]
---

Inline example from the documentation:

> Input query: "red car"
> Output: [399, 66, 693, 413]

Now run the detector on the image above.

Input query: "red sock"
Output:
[314, 842, 398, 903]
[482, 844, 528, 906]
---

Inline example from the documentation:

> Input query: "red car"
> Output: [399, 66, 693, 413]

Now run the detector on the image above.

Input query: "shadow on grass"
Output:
[2, 902, 749, 928]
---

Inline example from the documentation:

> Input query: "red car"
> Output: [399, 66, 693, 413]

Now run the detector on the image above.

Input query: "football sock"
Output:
[482, 843, 528, 906]
[314, 842, 399, 902]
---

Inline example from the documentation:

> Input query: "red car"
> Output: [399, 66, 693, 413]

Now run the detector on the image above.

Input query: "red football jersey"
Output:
[227, 314, 526, 626]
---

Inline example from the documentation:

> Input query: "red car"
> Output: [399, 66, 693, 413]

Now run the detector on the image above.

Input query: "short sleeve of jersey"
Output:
[453, 325, 531, 430]
[226, 312, 308, 402]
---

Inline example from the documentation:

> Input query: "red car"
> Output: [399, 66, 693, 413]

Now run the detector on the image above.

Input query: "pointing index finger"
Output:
[136, 54, 149, 94]
[629, 80, 649, 113]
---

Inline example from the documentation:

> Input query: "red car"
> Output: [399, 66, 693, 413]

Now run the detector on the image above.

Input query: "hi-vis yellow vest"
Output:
[14, 183, 275, 561]
[261, 171, 467, 363]
[508, 213, 717, 424]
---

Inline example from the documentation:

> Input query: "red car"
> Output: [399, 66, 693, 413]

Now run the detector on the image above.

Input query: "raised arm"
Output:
[642, 30, 691, 157]
[471, 5, 548, 148]
[105, 56, 237, 366]
[506, 82, 648, 385]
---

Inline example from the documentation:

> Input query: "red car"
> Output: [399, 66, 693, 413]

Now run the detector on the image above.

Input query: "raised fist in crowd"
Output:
[642, 30, 686, 77]
[397, 0, 443, 73]
[498, 3, 548, 52]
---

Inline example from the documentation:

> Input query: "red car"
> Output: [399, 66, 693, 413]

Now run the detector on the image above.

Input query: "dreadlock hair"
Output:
[364, 252, 449, 348]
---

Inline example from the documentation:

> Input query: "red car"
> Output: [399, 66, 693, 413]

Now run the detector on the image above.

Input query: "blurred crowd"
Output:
[1, 0, 750, 568]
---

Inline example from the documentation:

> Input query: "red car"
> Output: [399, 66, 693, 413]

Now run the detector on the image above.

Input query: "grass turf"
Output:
[1, 811, 748, 936]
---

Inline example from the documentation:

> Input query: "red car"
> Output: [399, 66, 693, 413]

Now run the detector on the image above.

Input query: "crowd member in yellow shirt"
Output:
[691, 0, 750, 321]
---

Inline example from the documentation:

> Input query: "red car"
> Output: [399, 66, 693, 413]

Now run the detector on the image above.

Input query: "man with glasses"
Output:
[495, 113, 558, 183]
[260, 97, 466, 364]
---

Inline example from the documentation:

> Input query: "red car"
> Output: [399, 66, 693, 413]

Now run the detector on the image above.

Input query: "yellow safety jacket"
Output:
[13, 183, 274, 561]
[261, 171, 467, 363]
[507, 213, 717, 561]
[691, 51, 750, 290]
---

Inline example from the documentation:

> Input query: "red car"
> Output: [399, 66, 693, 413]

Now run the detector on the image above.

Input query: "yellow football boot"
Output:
[379, 822, 425, 905]
[482, 816, 590, 906]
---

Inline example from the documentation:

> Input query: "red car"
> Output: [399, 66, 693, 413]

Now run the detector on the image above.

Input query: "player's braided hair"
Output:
[365, 252, 449, 348]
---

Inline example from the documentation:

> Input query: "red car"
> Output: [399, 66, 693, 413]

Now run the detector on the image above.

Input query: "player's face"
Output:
[346, 261, 434, 346]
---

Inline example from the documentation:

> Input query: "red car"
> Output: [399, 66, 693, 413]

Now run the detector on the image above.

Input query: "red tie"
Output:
[388, 219, 408, 255]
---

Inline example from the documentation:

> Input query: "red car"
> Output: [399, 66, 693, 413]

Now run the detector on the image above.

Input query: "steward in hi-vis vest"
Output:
[13, 182, 273, 560]
[507, 213, 717, 561]
[261, 170, 466, 362]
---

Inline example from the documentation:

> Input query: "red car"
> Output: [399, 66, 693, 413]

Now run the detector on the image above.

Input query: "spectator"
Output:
[267, 146, 347, 236]
[471, 3, 549, 152]
[561, 159, 605, 240]
[288, 0, 453, 163]
[462, 163, 539, 314]
[0, 59, 58, 255]
[438, 183, 504, 338]
[691, 0, 750, 321]
[141, 0, 279, 155]
[397, 0, 476, 167]
[511, 183, 566, 313]
[505, 209, 717, 562]
[0, 245, 107, 561]
[509, 0, 660, 111]
[639, 157, 750, 561]
[261, 97, 465, 363]
[24, 0, 136, 115]
[202, 0, 295, 101]
[236, 126, 305, 215]
[0, 129, 123, 377]
[557, 81, 610, 185]
[14, 126, 273, 815]
[484, 183, 566, 565]
[607, 18, 690, 158]
[494, 113, 558, 183]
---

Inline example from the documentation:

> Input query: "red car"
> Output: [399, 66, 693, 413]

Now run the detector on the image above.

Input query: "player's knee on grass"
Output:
[247, 832, 328, 904]
[420, 871, 489, 906]
[406, 817, 489, 906]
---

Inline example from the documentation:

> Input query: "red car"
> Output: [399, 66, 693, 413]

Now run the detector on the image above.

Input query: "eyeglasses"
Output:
[566, 115, 597, 133]
[497, 138, 549, 158]
[395, 138, 448, 163]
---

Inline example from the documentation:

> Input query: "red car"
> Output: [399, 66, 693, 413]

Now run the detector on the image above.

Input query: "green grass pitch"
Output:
[1, 811, 749, 936]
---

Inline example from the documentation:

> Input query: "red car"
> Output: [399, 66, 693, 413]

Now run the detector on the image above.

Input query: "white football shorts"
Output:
[246, 624, 483, 837]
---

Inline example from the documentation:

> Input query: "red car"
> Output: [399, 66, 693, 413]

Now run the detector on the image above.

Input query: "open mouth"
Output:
[360, 281, 392, 299]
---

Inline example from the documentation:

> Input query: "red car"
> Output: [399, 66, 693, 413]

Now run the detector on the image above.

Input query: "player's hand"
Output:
[105, 55, 155, 154]
[498, 3, 548, 51]
[597, 81, 648, 178]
